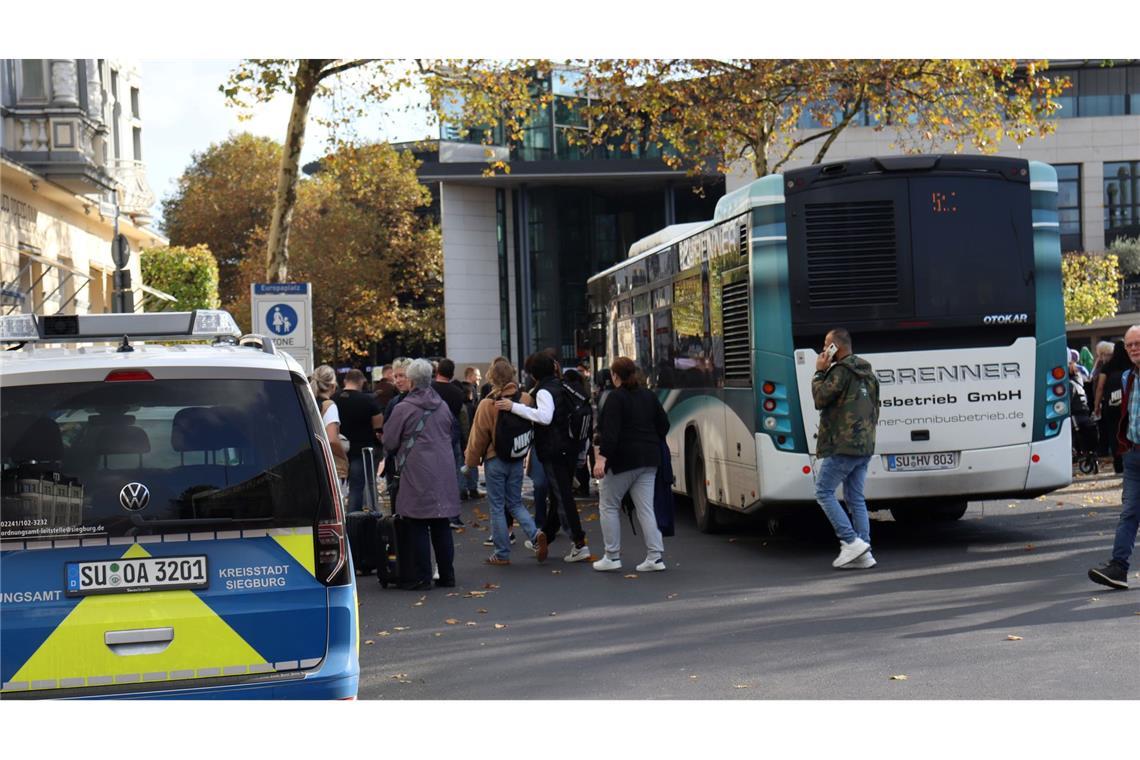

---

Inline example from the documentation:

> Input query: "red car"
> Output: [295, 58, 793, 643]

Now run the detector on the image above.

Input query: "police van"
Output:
[0, 311, 359, 699]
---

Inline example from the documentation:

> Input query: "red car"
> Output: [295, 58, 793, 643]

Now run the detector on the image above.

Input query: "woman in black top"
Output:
[591, 357, 670, 573]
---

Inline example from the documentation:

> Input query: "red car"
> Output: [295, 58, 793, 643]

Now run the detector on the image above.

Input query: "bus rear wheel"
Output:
[689, 440, 721, 533]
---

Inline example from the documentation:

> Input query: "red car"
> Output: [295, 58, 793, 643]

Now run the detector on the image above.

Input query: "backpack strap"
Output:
[394, 408, 435, 474]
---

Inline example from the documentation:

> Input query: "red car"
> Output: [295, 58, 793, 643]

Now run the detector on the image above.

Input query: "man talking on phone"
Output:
[812, 328, 881, 569]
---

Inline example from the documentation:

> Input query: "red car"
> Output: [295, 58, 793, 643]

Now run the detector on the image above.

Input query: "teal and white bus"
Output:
[587, 155, 1071, 530]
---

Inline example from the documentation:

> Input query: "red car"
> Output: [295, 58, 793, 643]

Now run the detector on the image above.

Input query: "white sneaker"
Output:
[838, 550, 876, 570]
[832, 537, 871, 568]
[564, 544, 591, 563]
[592, 556, 622, 572]
[636, 558, 666, 572]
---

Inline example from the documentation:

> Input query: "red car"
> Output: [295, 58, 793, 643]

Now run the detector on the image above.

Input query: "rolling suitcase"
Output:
[346, 447, 383, 575]
[373, 515, 414, 592]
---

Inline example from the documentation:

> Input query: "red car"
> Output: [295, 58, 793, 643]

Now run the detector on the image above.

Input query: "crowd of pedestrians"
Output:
[311, 321, 1138, 593]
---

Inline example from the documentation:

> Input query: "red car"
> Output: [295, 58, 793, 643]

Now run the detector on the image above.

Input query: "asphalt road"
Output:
[355, 475, 1139, 700]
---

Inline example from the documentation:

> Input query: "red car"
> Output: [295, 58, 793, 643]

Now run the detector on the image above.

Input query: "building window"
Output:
[111, 69, 121, 160]
[130, 87, 140, 119]
[18, 60, 47, 101]
[132, 127, 142, 161]
[1104, 161, 1140, 245]
[496, 189, 510, 358]
[1055, 164, 1082, 252]
[1079, 67, 1127, 117]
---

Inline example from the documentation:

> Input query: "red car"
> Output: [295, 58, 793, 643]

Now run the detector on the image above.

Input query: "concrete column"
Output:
[49, 60, 79, 106]
[440, 183, 502, 366]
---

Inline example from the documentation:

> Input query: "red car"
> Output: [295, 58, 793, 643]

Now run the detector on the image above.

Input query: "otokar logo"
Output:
[119, 482, 150, 511]
[983, 313, 1029, 325]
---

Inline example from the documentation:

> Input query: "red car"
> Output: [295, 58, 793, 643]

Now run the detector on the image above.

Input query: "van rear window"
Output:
[1, 378, 328, 541]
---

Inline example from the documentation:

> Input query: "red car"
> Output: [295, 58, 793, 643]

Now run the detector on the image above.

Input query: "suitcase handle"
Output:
[361, 446, 383, 514]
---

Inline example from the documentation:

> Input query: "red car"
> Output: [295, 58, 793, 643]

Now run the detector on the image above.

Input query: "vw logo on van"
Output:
[119, 482, 151, 511]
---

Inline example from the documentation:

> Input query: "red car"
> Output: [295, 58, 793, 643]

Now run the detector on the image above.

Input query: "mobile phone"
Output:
[825, 343, 838, 359]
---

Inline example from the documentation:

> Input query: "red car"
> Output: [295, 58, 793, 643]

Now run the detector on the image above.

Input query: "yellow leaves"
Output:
[445, 618, 460, 625]
[889, 674, 909, 681]
[494, 623, 508, 630]
[364, 640, 374, 645]
[393, 626, 409, 632]
[464, 591, 487, 598]
[624, 574, 640, 579]
[1063, 252, 1122, 323]
[1006, 635, 1024, 641]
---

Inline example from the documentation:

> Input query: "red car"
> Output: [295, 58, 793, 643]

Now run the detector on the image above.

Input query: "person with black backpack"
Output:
[496, 352, 592, 563]
[465, 359, 548, 565]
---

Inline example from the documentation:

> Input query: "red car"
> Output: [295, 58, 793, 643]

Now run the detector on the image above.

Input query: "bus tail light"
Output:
[1043, 363, 1069, 438]
[761, 379, 795, 450]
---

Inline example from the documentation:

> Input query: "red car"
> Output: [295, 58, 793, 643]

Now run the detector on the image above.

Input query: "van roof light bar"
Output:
[0, 310, 243, 344]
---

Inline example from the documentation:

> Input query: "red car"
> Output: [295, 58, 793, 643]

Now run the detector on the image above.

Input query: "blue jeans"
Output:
[815, 454, 872, 544]
[531, 456, 549, 526]
[485, 456, 538, 559]
[1112, 449, 1140, 571]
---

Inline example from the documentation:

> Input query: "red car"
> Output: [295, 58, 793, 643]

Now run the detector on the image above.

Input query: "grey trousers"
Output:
[598, 465, 663, 561]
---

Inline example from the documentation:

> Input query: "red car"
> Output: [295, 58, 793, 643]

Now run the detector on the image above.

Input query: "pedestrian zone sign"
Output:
[251, 282, 313, 374]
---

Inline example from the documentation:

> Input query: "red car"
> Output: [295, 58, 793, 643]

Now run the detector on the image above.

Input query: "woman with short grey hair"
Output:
[405, 358, 434, 390]
[381, 357, 461, 590]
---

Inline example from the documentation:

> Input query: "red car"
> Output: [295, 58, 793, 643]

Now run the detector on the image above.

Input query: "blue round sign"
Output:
[266, 303, 299, 336]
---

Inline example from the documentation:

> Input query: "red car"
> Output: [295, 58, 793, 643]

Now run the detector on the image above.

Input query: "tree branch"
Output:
[317, 59, 375, 81]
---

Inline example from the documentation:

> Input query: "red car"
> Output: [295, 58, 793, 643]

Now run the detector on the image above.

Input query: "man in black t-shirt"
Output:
[335, 369, 383, 511]
[432, 359, 471, 520]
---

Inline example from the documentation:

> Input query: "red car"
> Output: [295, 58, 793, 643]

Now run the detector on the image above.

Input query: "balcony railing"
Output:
[1117, 282, 1140, 314]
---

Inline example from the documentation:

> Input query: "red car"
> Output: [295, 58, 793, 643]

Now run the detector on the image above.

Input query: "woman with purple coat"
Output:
[381, 358, 461, 590]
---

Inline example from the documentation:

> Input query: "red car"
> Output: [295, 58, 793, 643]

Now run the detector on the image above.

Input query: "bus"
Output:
[586, 154, 1071, 531]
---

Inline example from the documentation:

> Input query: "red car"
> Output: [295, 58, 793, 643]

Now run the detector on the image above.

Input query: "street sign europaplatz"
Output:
[251, 282, 313, 374]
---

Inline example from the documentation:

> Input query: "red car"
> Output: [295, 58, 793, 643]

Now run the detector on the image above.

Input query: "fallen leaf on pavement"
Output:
[624, 574, 639, 579]
[391, 673, 408, 680]
[434, 632, 442, 637]
[377, 631, 390, 636]
[494, 623, 507, 629]
[1090, 597, 1100, 602]
[728, 538, 737, 543]
[551, 570, 562, 575]
[889, 675, 908, 681]
[689, 675, 699, 680]
[477, 608, 488, 614]
[444, 619, 459, 625]
[364, 640, 374, 645]
[584, 514, 599, 521]
[549, 612, 557, 616]
[446, 592, 460, 598]
[733, 684, 752, 689]
[465, 621, 478, 627]
[1006, 635, 1023, 641]
[1025, 544, 1035, 552]
[464, 591, 487, 598]
[393, 626, 409, 632]
[454, 528, 465, 534]
[483, 583, 500, 590]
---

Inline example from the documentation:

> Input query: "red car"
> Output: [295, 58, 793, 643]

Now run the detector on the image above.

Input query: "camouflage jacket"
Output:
[812, 354, 879, 458]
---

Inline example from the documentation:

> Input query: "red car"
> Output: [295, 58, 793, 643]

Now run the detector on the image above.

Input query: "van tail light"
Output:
[314, 434, 349, 586]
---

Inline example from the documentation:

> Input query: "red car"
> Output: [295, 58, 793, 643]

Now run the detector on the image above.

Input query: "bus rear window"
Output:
[1, 378, 328, 540]
[908, 177, 1035, 322]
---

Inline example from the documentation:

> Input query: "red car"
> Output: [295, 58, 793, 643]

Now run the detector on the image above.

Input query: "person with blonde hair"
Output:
[465, 359, 547, 565]
[311, 364, 348, 488]
[381, 358, 461, 590]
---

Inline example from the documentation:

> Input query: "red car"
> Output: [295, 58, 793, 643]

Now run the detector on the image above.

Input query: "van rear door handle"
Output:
[105, 627, 174, 655]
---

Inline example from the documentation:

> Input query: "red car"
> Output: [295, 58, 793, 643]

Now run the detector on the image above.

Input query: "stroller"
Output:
[1070, 374, 1099, 474]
